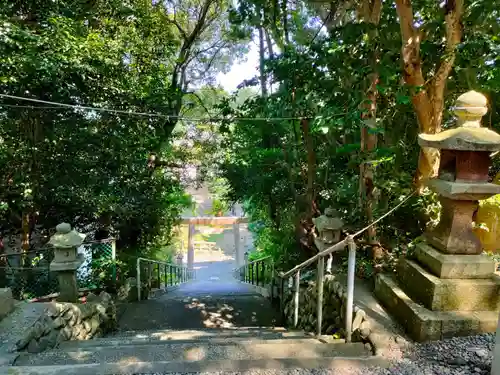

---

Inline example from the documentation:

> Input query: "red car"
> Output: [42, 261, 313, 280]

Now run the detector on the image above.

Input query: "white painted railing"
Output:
[234, 191, 415, 343]
[136, 258, 194, 300]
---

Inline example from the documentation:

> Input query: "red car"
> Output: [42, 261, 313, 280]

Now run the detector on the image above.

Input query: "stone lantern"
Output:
[312, 208, 343, 252]
[375, 91, 500, 341]
[313, 208, 343, 275]
[48, 223, 86, 302]
[420, 91, 500, 254]
[176, 252, 184, 266]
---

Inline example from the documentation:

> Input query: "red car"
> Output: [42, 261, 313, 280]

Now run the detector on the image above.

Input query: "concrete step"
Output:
[14, 340, 371, 366]
[101, 327, 309, 344]
[3, 356, 391, 375]
[59, 336, 319, 350]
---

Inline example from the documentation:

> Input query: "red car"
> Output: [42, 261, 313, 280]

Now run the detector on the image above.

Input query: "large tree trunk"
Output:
[395, 0, 464, 192]
[258, 24, 268, 97]
[358, 0, 382, 256]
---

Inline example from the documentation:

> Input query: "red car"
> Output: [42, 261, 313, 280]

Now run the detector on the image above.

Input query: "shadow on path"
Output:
[115, 259, 281, 333]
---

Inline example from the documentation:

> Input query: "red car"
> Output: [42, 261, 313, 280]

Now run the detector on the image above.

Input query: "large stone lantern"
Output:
[375, 91, 500, 341]
[420, 91, 500, 254]
[48, 223, 86, 302]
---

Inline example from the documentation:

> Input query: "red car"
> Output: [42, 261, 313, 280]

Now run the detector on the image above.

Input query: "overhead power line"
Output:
[0, 94, 348, 122]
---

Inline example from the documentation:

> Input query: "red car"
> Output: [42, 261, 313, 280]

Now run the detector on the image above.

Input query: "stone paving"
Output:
[116, 255, 281, 333]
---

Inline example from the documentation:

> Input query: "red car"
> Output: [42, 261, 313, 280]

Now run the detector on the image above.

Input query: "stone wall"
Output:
[14, 291, 117, 353]
[283, 274, 371, 341]
[0, 288, 14, 321]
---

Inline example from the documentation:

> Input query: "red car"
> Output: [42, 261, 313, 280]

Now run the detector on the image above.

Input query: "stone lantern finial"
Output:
[453, 90, 488, 128]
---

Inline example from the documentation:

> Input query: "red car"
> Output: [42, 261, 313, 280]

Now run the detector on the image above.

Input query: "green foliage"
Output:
[202, 0, 500, 276]
[0, 0, 246, 264]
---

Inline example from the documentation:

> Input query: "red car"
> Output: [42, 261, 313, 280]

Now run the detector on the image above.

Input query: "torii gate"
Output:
[180, 216, 249, 270]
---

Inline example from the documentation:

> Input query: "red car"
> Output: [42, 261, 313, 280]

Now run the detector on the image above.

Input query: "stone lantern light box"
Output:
[312, 207, 344, 252]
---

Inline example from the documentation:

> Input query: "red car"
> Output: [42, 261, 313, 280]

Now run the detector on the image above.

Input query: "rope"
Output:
[0, 94, 348, 122]
[280, 189, 417, 278]
[351, 190, 417, 239]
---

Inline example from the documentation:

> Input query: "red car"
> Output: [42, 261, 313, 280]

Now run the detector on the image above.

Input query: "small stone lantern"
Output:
[48, 223, 86, 302]
[312, 207, 344, 252]
[313, 208, 343, 275]
[176, 252, 183, 266]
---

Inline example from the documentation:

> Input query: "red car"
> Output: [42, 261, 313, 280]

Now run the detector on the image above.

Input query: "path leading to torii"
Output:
[116, 255, 280, 332]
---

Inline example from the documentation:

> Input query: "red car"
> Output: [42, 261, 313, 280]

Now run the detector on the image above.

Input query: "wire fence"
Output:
[0, 239, 115, 300]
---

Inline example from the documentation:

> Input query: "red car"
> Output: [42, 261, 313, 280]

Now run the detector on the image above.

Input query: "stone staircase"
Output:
[5, 327, 387, 374]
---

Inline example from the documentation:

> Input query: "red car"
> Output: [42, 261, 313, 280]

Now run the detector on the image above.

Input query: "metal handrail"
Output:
[232, 255, 272, 274]
[280, 240, 347, 278]
[245, 255, 272, 266]
[277, 190, 416, 342]
[235, 255, 274, 297]
[136, 257, 194, 300]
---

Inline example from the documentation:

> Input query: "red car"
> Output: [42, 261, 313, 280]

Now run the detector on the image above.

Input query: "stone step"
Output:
[374, 273, 498, 342]
[14, 340, 371, 367]
[104, 327, 307, 343]
[397, 258, 500, 311]
[59, 335, 317, 350]
[3, 356, 391, 375]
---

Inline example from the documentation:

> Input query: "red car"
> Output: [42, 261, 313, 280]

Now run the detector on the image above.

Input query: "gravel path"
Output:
[381, 333, 494, 375]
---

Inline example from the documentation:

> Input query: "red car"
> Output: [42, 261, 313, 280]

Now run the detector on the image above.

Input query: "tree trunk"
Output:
[21, 211, 30, 253]
[395, 0, 464, 192]
[358, 0, 382, 256]
[258, 24, 268, 97]
[301, 119, 317, 219]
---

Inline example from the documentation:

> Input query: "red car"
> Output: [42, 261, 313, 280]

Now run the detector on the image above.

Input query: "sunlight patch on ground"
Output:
[184, 298, 238, 328]
[117, 356, 142, 365]
[184, 346, 207, 361]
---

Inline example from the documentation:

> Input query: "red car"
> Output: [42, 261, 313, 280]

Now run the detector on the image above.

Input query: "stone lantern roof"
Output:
[48, 223, 86, 249]
[418, 91, 500, 151]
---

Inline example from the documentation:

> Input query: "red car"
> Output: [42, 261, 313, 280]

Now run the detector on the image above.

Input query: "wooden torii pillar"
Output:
[180, 216, 249, 270]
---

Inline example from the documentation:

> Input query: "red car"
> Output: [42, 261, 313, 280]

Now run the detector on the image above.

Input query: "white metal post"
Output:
[294, 270, 300, 327]
[345, 236, 356, 343]
[187, 223, 195, 270]
[316, 256, 325, 337]
[233, 222, 241, 267]
[111, 240, 116, 261]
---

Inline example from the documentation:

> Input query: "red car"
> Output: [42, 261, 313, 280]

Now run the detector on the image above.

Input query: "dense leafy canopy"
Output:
[0, 0, 245, 258]
[1, 0, 500, 280]
[204, 0, 500, 272]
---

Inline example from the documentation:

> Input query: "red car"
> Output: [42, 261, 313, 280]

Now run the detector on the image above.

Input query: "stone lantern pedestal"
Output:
[375, 91, 500, 341]
[48, 223, 86, 303]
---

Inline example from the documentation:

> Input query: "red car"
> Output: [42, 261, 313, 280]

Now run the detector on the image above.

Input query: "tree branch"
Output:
[394, 0, 432, 133]
[429, 0, 464, 126]
[170, 19, 188, 41]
